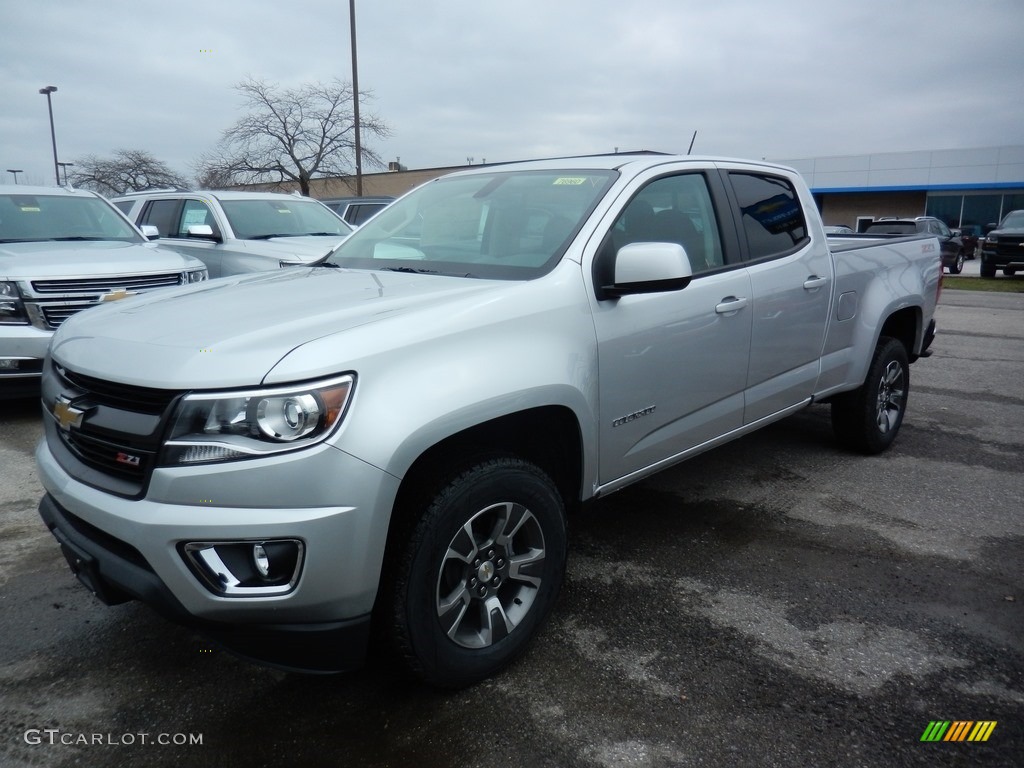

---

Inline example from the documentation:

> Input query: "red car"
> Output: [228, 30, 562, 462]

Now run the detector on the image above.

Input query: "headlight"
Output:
[0, 281, 28, 325]
[185, 268, 208, 283]
[161, 374, 354, 465]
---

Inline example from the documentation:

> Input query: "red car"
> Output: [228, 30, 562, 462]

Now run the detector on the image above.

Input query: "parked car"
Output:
[36, 155, 940, 687]
[113, 190, 353, 277]
[823, 224, 854, 234]
[0, 185, 207, 398]
[955, 224, 981, 260]
[320, 196, 395, 227]
[863, 217, 965, 273]
[980, 210, 1024, 277]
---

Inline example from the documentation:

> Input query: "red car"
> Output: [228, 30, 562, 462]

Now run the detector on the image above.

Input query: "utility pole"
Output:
[39, 86, 60, 185]
[349, 0, 362, 195]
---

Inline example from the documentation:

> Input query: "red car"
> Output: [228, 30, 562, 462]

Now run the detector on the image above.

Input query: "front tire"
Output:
[387, 457, 567, 688]
[831, 337, 910, 454]
[981, 262, 996, 278]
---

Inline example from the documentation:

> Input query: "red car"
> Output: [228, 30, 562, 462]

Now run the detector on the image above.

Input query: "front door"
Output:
[590, 170, 753, 486]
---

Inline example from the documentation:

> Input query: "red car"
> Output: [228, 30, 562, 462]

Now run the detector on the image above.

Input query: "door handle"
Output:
[803, 276, 828, 290]
[715, 296, 748, 314]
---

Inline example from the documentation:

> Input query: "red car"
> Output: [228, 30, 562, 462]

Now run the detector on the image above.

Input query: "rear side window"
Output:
[729, 173, 809, 261]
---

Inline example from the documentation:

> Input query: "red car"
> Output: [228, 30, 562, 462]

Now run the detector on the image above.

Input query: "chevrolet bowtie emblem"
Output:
[53, 397, 86, 431]
[100, 288, 138, 302]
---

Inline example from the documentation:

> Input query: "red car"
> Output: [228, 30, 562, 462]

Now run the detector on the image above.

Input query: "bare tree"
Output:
[69, 149, 188, 195]
[196, 77, 390, 195]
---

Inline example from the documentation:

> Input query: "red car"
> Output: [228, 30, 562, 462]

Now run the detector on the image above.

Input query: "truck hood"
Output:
[50, 267, 501, 388]
[0, 240, 204, 277]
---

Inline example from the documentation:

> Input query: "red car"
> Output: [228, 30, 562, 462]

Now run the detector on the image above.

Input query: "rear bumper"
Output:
[38, 492, 372, 673]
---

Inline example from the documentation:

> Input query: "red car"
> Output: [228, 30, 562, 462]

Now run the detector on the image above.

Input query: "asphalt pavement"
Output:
[1, 288, 1021, 768]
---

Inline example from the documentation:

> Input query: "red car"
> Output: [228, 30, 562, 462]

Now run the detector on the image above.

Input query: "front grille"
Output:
[994, 236, 1024, 258]
[47, 362, 183, 495]
[41, 302, 96, 328]
[32, 272, 184, 294]
[58, 366, 179, 415]
[59, 429, 156, 482]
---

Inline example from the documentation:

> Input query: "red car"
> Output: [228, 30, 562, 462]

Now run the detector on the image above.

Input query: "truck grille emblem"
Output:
[115, 452, 142, 466]
[100, 288, 138, 302]
[53, 397, 86, 431]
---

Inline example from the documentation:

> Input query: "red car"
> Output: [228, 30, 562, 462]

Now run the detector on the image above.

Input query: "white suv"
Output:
[0, 185, 207, 397]
[113, 190, 353, 277]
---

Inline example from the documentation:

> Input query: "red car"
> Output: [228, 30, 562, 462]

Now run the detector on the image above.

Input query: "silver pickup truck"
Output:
[1, 185, 208, 398]
[36, 156, 940, 687]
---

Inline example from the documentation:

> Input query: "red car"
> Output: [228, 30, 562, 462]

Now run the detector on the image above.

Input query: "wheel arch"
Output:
[877, 306, 921, 361]
[391, 405, 585, 524]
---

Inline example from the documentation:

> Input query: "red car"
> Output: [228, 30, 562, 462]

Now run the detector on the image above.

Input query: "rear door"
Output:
[589, 166, 752, 485]
[719, 167, 831, 424]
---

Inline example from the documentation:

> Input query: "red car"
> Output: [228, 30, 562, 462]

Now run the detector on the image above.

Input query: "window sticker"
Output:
[552, 177, 588, 186]
[182, 208, 208, 227]
[271, 202, 293, 214]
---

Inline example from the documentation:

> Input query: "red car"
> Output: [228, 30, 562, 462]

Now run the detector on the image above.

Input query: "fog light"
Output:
[253, 543, 270, 577]
[181, 539, 304, 596]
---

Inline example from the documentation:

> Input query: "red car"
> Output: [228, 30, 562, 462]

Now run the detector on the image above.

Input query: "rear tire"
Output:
[831, 337, 910, 454]
[386, 457, 567, 688]
[981, 262, 996, 278]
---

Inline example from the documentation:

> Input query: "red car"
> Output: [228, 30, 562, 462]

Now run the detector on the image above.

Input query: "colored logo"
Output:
[920, 721, 997, 742]
[100, 288, 138, 303]
[53, 397, 85, 431]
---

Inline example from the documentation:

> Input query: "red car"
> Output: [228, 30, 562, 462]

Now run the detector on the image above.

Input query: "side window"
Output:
[112, 200, 134, 215]
[178, 200, 218, 237]
[139, 199, 179, 237]
[729, 172, 809, 261]
[609, 173, 725, 274]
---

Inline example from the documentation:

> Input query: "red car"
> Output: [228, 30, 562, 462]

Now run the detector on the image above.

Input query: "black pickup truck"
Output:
[981, 210, 1024, 277]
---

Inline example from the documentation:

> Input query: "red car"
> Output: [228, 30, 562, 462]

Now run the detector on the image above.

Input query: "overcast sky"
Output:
[2, 0, 1022, 188]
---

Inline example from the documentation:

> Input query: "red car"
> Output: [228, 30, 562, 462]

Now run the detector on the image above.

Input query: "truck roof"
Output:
[444, 154, 797, 176]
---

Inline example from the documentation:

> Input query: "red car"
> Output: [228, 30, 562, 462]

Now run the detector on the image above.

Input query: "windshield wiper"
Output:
[379, 266, 439, 274]
[248, 233, 300, 240]
[49, 236, 110, 241]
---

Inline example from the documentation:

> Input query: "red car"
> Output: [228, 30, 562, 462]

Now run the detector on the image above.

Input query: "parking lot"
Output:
[1, 288, 1021, 768]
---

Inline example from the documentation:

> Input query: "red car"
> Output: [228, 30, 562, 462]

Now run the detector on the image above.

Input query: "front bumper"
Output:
[36, 437, 401, 673]
[0, 325, 50, 396]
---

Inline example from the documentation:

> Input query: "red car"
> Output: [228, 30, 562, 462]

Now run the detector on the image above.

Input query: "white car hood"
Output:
[0, 240, 202, 278]
[49, 267, 501, 389]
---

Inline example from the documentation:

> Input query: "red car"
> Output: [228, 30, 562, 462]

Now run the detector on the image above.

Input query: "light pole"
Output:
[39, 85, 60, 186]
[349, 0, 362, 195]
[6, 169, 23, 184]
[57, 162, 74, 185]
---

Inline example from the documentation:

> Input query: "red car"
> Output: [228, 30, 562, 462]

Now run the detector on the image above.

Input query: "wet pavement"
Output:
[1, 289, 1021, 767]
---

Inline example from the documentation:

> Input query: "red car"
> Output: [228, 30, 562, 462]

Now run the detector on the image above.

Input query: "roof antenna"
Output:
[687, 131, 697, 155]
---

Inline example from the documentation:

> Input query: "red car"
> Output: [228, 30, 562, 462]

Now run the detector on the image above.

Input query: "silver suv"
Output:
[113, 190, 353, 277]
[0, 185, 207, 397]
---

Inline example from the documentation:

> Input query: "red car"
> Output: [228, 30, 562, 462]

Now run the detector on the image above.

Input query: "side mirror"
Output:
[186, 224, 219, 241]
[601, 242, 693, 299]
[140, 224, 160, 240]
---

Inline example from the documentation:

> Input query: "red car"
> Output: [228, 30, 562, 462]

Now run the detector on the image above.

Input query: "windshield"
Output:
[323, 169, 617, 279]
[0, 193, 144, 244]
[219, 198, 353, 239]
[1000, 211, 1024, 229]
